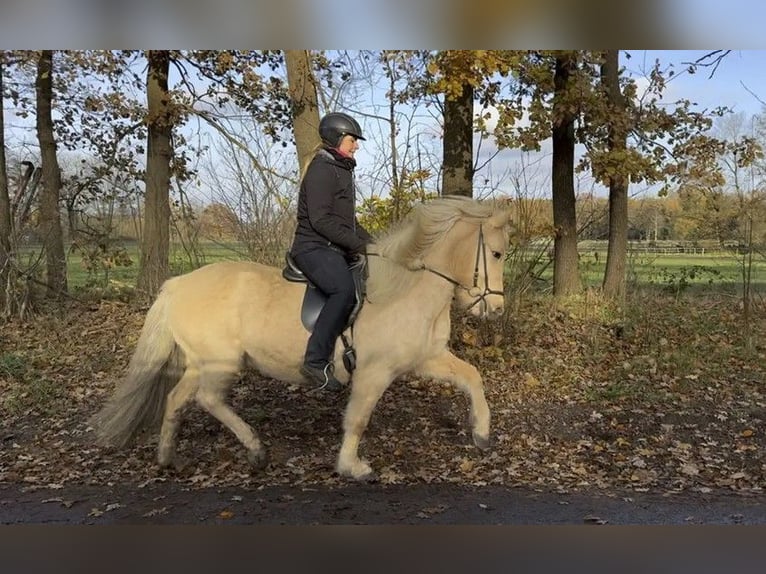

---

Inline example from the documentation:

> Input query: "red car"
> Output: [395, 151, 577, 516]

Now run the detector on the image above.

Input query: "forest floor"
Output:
[1, 291, 764, 524]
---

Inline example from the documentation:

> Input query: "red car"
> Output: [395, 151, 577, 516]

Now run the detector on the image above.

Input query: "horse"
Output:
[91, 196, 512, 481]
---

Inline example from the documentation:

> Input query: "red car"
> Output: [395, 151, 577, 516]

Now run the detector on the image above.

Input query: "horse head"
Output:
[450, 206, 511, 319]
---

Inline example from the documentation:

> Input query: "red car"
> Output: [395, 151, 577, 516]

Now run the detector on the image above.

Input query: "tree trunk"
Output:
[385, 57, 403, 221]
[284, 50, 321, 177]
[0, 54, 13, 310]
[136, 50, 172, 299]
[442, 82, 473, 197]
[13, 162, 40, 231]
[551, 54, 581, 296]
[36, 50, 68, 297]
[601, 50, 629, 299]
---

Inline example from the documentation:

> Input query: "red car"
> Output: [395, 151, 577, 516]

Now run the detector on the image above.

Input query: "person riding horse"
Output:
[288, 112, 373, 392]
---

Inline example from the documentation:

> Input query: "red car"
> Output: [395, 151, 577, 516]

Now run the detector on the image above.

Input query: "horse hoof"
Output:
[356, 470, 378, 483]
[248, 449, 268, 470]
[473, 432, 491, 451]
[337, 460, 377, 482]
[158, 456, 188, 473]
[157, 448, 175, 469]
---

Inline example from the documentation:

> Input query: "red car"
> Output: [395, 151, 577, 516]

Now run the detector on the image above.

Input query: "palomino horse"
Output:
[91, 196, 511, 481]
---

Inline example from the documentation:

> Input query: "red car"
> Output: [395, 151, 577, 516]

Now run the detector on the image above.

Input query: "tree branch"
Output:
[683, 50, 732, 79]
[740, 80, 766, 108]
[184, 105, 297, 186]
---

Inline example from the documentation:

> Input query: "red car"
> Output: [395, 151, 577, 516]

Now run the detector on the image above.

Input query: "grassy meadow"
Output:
[583, 251, 766, 294]
[511, 246, 765, 297]
[62, 240, 250, 292]
[18, 239, 765, 297]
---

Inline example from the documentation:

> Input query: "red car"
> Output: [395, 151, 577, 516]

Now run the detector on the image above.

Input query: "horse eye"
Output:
[492, 251, 503, 260]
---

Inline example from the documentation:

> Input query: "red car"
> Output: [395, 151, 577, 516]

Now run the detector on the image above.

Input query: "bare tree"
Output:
[36, 50, 67, 297]
[0, 52, 12, 311]
[202, 114, 298, 266]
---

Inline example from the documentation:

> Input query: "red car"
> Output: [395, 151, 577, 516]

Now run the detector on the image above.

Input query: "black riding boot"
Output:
[300, 362, 343, 392]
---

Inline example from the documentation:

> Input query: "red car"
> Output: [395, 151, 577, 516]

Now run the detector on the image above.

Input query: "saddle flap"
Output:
[282, 253, 308, 283]
[300, 285, 326, 331]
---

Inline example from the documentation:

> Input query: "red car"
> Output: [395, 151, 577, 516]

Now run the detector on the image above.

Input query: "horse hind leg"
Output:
[158, 366, 199, 469]
[194, 360, 267, 470]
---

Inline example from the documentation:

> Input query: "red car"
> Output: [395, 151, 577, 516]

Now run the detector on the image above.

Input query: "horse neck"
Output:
[366, 244, 456, 311]
[407, 233, 467, 312]
[411, 263, 458, 313]
[368, 216, 475, 309]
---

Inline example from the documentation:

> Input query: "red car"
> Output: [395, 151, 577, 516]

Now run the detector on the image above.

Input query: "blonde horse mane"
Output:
[366, 196, 507, 304]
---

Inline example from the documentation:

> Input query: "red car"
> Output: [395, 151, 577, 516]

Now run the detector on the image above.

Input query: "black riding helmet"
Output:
[319, 112, 365, 147]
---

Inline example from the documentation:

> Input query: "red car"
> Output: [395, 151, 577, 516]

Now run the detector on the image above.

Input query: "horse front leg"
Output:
[336, 367, 393, 481]
[414, 351, 491, 450]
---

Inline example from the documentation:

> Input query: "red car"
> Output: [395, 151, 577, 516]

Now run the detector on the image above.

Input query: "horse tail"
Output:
[91, 280, 185, 447]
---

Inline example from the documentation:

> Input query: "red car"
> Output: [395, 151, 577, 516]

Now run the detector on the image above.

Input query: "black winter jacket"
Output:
[290, 147, 372, 257]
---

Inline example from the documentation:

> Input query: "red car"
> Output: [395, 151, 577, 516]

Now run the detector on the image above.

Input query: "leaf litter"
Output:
[0, 295, 764, 500]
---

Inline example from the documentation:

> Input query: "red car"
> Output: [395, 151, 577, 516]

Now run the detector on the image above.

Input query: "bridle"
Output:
[369, 223, 505, 314]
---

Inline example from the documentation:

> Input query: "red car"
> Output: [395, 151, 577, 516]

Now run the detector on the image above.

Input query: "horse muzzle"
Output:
[465, 291, 504, 320]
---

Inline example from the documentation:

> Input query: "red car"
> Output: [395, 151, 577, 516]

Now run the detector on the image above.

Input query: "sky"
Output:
[630, 50, 766, 117]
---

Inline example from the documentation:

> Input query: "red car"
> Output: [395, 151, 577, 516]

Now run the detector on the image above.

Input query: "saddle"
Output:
[282, 251, 368, 373]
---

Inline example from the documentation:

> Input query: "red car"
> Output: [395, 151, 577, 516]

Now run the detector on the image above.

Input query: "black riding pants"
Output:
[292, 246, 356, 367]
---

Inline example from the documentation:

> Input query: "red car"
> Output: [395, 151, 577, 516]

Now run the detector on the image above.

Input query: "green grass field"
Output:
[509, 249, 766, 295]
[62, 241, 249, 290]
[20, 240, 766, 296]
[587, 251, 766, 293]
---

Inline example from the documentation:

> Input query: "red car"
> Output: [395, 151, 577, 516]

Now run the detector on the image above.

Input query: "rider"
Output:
[289, 112, 373, 392]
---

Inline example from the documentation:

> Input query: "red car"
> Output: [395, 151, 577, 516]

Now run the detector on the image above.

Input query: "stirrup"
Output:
[300, 363, 342, 392]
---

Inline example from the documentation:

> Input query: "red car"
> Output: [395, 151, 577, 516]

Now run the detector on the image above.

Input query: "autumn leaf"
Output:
[461, 329, 478, 346]
[680, 463, 700, 476]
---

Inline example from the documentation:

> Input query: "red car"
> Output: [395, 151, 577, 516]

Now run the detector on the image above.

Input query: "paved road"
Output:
[3, 483, 766, 574]
[1, 482, 764, 525]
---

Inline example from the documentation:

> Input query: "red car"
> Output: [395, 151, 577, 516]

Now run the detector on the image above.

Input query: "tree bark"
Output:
[136, 50, 172, 299]
[0, 54, 12, 310]
[36, 50, 68, 297]
[442, 82, 474, 197]
[601, 50, 629, 299]
[551, 54, 581, 296]
[284, 50, 321, 177]
[13, 162, 40, 231]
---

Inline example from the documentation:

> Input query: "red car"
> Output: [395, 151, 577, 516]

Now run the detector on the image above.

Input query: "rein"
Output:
[367, 224, 504, 313]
